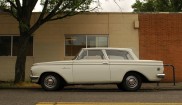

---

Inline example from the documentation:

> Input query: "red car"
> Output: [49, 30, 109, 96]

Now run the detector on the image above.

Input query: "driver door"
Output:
[72, 49, 110, 83]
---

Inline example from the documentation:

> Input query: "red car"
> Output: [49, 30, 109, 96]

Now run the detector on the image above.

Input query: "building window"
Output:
[87, 36, 108, 48]
[0, 36, 33, 56]
[0, 36, 11, 56]
[65, 35, 108, 56]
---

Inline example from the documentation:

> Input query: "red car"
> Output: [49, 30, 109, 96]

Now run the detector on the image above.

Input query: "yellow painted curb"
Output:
[36, 102, 182, 105]
[36, 102, 56, 105]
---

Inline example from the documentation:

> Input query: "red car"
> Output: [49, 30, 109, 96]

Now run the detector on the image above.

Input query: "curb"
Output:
[36, 102, 182, 105]
[141, 83, 182, 90]
[0, 82, 182, 90]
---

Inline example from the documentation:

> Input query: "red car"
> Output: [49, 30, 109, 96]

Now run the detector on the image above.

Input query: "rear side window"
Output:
[106, 50, 133, 60]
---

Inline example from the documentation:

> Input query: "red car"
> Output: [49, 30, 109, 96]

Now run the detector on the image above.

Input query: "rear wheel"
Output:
[40, 73, 64, 91]
[117, 73, 142, 91]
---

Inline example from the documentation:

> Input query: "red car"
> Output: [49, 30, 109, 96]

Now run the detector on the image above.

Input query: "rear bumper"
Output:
[157, 73, 165, 78]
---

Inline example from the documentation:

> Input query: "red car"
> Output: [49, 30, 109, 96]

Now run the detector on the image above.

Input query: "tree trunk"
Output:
[14, 34, 30, 83]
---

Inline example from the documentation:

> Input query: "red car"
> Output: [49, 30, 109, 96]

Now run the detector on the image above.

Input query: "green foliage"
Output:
[0, 0, 6, 9]
[0, 0, 95, 21]
[41, 0, 92, 11]
[132, 0, 182, 12]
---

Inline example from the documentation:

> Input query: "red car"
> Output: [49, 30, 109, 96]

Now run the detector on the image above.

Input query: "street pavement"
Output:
[36, 82, 182, 105]
[0, 82, 182, 105]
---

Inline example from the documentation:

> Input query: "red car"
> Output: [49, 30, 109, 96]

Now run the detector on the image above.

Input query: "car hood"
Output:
[33, 60, 73, 66]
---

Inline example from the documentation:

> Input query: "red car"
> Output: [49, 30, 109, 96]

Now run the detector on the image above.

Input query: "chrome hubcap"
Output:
[44, 76, 57, 88]
[126, 76, 138, 88]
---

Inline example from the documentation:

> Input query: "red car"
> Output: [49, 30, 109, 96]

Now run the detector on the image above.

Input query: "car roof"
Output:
[82, 47, 133, 51]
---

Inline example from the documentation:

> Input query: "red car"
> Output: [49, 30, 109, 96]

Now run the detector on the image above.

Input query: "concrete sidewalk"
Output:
[141, 82, 182, 90]
[36, 102, 182, 105]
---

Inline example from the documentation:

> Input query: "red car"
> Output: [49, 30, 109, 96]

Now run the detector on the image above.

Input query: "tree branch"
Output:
[10, 7, 18, 20]
[29, 0, 39, 12]
[22, 0, 27, 7]
[47, 0, 86, 21]
[7, 0, 17, 9]
[29, 0, 91, 35]
[15, 0, 21, 20]
[37, 0, 49, 22]
[0, 0, 18, 20]
[114, 0, 122, 12]
[15, 0, 21, 8]
[29, 0, 49, 35]
[49, 12, 78, 21]
[43, 0, 63, 22]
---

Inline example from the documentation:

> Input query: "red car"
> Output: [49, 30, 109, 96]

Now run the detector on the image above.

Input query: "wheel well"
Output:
[38, 72, 67, 85]
[125, 71, 149, 83]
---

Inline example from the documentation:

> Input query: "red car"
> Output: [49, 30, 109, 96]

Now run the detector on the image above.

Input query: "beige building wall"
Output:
[0, 14, 34, 81]
[109, 13, 139, 56]
[0, 13, 139, 81]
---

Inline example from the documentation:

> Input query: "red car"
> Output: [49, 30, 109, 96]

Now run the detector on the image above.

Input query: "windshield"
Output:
[72, 49, 82, 60]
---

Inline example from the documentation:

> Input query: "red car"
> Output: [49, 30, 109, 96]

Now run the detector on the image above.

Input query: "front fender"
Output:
[31, 65, 73, 83]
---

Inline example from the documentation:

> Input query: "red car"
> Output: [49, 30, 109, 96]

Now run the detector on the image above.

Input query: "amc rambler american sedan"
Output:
[30, 48, 165, 91]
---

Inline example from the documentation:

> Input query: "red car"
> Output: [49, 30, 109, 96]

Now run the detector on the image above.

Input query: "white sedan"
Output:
[30, 48, 165, 91]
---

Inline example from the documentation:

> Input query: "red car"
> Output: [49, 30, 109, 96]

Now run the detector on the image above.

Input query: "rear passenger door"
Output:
[106, 50, 134, 82]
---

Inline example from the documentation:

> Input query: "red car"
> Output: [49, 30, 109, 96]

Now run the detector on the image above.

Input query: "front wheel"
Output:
[117, 73, 142, 91]
[40, 73, 64, 91]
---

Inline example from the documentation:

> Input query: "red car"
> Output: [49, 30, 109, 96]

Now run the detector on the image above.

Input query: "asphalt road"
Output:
[0, 85, 182, 105]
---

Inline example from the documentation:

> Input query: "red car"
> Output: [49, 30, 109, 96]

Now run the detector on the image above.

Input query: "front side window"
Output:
[77, 50, 104, 60]
[106, 50, 133, 60]
[65, 35, 108, 56]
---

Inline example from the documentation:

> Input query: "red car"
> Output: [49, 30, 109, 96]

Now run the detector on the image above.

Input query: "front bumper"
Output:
[30, 75, 39, 83]
[157, 73, 165, 78]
